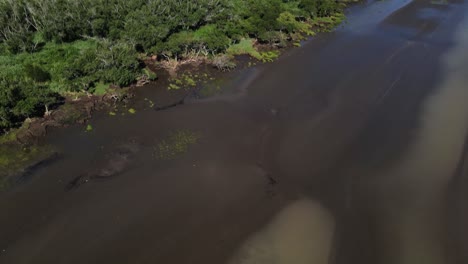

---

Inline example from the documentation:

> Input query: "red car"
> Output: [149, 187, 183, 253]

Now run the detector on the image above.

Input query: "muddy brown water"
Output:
[2, 0, 468, 263]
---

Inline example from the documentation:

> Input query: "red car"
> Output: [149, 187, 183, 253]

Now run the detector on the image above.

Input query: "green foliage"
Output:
[277, 12, 314, 35]
[154, 25, 229, 58]
[93, 82, 110, 95]
[227, 39, 262, 60]
[24, 64, 51, 83]
[0, 130, 16, 144]
[168, 83, 181, 90]
[300, 0, 343, 18]
[194, 25, 230, 53]
[311, 13, 346, 32]
[0, 0, 347, 131]
[143, 68, 158, 81]
[234, 0, 283, 39]
[227, 39, 280, 62]
[260, 51, 280, 63]
[66, 40, 140, 88]
[0, 71, 59, 130]
[168, 74, 197, 90]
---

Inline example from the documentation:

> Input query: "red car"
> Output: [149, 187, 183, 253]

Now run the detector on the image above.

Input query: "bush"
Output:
[194, 25, 230, 53]
[0, 72, 59, 130]
[300, 0, 342, 18]
[24, 64, 51, 83]
[226, 39, 261, 60]
[67, 40, 141, 88]
[277, 12, 313, 35]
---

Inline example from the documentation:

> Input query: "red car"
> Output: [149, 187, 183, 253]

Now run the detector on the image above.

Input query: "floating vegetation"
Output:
[168, 83, 181, 90]
[128, 108, 137, 114]
[168, 73, 198, 90]
[155, 130, 201, 160]
[143, 98, 155, 108]
[85, 124, 93, 132]
[199, 81, 223, 97]
[260, 51, 280, 63]
[109, 111, 117, 116]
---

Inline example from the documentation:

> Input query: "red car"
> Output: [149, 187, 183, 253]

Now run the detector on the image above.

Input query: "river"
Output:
[1, 0, 468, 263]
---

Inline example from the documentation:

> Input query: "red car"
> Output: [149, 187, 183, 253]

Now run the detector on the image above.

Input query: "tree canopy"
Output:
[0, 0, 344, 131]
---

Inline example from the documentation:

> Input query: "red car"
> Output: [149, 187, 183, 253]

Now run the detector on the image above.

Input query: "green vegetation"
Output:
[85, 124, 93, 132]
[168, 74, 199, 90]
[0, 144, 56, 190]
[1, 0, 348, 132]
[143, 68, 158, 81]
[144, 98, 155, 108]
[227, 39, 262, 60]
[155, 130, 200, 160]
[310, 13, 346, 32]
[260, 51, 281, 63]
[94, 82, 110, 96]
[0, 130, 17, 145]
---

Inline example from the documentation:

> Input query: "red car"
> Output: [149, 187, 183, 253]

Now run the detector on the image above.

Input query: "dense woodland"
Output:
[0, 0, 345, 131]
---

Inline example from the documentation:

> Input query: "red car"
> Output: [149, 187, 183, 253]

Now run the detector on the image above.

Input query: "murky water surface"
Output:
[1, 1, 468, 264]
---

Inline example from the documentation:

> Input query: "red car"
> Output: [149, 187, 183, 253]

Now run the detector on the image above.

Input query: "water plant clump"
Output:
[168, 74, 199, 90]
[155, 130, 201, 160]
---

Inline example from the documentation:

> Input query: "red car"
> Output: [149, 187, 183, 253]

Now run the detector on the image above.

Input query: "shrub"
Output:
[226, 39, 261, 60]
[24, 64, 51, 83]
[194, 25, 230, 53]
[260, 51, 280, 62]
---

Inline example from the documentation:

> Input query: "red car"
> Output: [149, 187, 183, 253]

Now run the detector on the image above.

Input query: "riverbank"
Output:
[1, 0, 352, 133]
[0, 2, 355, 191]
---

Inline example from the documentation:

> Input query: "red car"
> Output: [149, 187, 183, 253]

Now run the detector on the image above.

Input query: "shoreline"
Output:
[0, 2, 359, 190]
